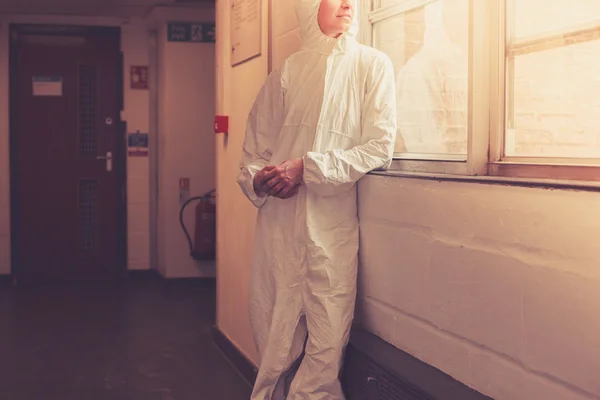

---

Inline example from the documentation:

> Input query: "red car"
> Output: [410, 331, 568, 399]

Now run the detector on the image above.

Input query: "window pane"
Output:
[513, 0, 600, 39]
[506, 1, 600, 158]
[374, 0, 469, 156]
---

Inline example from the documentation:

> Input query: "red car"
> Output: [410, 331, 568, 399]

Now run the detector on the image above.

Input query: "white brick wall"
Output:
[507, 0, 600, 158]
[510, 40, 600, 157]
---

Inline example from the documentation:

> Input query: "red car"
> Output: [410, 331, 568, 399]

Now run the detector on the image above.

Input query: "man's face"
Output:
[318, 0, 354, 38]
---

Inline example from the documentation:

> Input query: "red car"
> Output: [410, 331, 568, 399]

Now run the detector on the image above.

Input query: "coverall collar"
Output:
[296, 0, 359, 55]
[312, 32, 357, 55]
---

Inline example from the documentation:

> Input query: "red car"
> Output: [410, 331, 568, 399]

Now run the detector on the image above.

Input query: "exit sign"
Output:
[167, 22, 215, 43]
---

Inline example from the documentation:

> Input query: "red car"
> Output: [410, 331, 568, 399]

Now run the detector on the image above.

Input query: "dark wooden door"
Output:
[12, 27, 124, 282]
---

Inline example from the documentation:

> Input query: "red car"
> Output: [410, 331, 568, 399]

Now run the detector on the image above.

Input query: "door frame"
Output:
[8, 23, 128, 283]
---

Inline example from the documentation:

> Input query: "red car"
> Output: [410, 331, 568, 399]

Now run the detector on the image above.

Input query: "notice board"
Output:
[231, 0, 262, 66]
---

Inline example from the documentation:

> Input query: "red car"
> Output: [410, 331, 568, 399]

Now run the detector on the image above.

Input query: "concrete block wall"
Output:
[356, 175, 600, 399]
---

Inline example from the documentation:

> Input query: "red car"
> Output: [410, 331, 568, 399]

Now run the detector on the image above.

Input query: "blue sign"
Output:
[168, 22, 215, 43]
[128, 131, 149, 157]
[128, 131, 148, 148]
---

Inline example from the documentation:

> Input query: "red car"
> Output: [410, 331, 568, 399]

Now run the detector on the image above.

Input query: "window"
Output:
[362, 0, 600, 181]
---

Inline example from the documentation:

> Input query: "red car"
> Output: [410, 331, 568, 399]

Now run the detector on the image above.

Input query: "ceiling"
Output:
[0, 0, 214, 18]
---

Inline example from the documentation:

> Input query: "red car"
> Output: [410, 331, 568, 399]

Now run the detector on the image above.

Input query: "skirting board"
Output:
[212, 326, 258, 387]
[213, 324, 491, 399]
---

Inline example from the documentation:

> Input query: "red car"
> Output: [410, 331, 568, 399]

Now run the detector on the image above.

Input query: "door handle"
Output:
[96, 151, 113, 172]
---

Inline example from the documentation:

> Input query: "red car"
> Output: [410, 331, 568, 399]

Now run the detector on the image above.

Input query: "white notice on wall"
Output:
[231, 0, 262, 66]
[32, 76, 63, 96]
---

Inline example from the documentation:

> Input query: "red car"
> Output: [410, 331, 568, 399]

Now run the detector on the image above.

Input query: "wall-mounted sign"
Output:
[167, 22, 215, 43]
[32, 76, 63, 96]
[231, 0, 262, 66]
[127, 130, 149, 157]
[131, 66, 149, 90]
[179, 178, 190, 205]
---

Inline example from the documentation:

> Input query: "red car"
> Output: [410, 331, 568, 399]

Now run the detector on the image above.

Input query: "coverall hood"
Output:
[295, 0, 359, 53]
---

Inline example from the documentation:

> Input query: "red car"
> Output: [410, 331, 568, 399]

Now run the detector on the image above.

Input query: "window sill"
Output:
[369, 168, 600, 192]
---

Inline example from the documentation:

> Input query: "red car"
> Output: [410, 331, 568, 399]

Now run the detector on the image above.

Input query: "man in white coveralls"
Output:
[237, 0, 397, 398]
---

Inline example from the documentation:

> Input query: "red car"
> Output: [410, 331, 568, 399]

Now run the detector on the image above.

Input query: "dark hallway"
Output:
[0, 275, 252, 400]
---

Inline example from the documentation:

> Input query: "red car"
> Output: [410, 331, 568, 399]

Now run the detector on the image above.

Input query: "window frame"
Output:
[364, 0, 600, 182]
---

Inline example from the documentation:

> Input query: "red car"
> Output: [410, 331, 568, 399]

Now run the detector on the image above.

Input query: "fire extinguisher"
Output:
[180, 189, 216, 261]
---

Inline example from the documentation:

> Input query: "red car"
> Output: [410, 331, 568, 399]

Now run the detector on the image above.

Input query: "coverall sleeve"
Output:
[237, 69, 285, 208]
[303, 55, 397, 197]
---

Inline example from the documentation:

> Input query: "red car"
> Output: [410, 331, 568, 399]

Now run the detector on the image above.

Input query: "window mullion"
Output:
[508, 20, 600, 57]
[467, 0, 491, 175]
[489, 0, 507, 164]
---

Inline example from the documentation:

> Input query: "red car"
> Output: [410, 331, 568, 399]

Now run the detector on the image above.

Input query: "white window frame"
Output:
[363, 0, 600, 182]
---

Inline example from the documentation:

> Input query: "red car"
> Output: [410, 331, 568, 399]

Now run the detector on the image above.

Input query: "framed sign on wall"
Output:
[231, 0, 262, 66]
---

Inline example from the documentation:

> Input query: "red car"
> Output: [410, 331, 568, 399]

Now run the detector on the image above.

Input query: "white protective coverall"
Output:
[237, 1, 397, 398]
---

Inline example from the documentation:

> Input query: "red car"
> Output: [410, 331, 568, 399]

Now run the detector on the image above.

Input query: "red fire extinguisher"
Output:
[180, 189, 216, 261]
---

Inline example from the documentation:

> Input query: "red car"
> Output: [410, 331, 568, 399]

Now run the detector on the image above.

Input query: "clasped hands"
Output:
[253, 158, 304, 199]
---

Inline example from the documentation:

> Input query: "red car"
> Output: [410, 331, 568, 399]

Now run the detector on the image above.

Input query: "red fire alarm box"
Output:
[130, 66, 149, 90]
[214, 115, 229, 134]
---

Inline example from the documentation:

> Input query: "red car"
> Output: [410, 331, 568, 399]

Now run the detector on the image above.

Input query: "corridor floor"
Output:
[0, 275, 252, 400]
